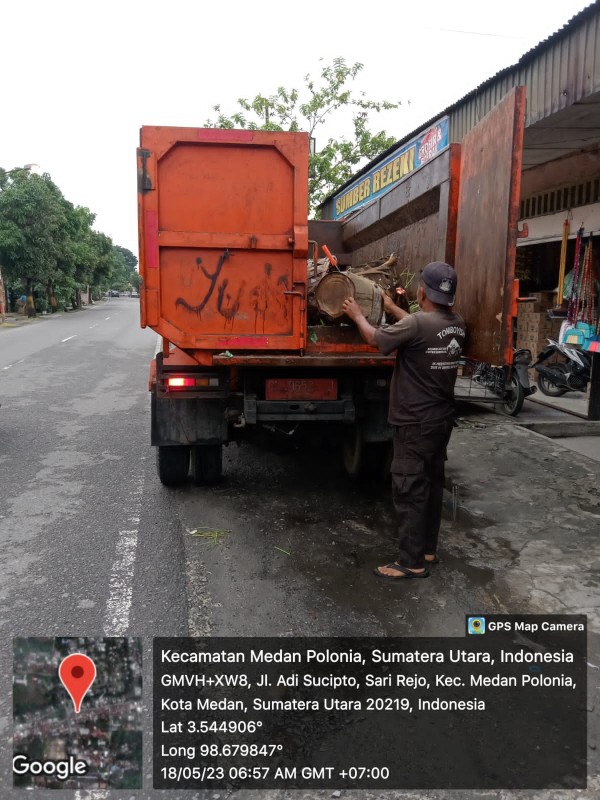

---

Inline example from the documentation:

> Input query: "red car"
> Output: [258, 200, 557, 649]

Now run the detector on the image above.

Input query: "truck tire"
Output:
[156, 445, 190, 486]
[342, 426, 389, 480]
[191, 445, 223, 485]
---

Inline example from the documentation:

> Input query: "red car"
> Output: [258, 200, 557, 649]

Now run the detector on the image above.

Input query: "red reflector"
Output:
[265, 378, 337, 401]
[167, 377, 195, 388]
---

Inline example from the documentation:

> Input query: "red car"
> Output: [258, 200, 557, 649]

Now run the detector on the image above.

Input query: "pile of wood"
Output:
[306, 252, 415, 325]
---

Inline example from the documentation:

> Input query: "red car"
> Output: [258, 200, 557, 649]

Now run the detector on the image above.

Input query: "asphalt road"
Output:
[0, 299, 595, 800]
[1, 300, 187, 799]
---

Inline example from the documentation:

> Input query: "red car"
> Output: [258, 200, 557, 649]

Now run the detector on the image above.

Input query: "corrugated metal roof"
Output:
[320, 0, 600, 208]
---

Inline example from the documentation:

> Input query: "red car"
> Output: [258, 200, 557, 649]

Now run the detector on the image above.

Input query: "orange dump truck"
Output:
[137, 127, 394, 485]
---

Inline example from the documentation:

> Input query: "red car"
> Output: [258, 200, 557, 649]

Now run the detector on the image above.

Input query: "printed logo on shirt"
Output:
[437, 325, 466, 340]
[446, 337, 462, 357]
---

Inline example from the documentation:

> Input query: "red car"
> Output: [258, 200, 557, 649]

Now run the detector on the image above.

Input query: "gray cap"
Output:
[421, 261, 457, 306]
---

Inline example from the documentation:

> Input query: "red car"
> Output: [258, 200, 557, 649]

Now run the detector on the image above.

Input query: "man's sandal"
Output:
[373, 563, 430, 580]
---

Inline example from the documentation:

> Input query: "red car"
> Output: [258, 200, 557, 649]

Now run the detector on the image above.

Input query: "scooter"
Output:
[534, 338, 591, 396]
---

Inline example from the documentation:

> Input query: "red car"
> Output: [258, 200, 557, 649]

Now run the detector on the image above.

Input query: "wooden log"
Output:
[314, 272, 384, 325]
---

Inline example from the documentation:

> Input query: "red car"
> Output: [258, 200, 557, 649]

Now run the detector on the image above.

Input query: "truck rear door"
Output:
[138, 128, 308, 352]
[453, 86, 526, 365]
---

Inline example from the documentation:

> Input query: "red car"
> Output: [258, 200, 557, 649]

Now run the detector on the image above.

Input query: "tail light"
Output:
[167, 377, 195, 388]
[165, 376, 221, 390]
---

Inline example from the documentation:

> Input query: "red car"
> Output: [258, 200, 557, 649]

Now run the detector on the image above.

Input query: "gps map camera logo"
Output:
[468, 616, 486, 634]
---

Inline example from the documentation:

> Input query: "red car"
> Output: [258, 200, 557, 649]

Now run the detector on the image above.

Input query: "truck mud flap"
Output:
[151, 392, 227, 445]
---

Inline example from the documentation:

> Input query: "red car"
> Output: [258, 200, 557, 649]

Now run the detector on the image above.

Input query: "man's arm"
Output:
[343, 295, 416, 355]
[383, 292, 410, 322]
[341, 297, 377, 346]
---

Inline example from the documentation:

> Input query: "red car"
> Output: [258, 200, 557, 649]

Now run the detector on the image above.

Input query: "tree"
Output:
[58, 204, 98, 309]
[114, 245, 138, 273]
[114, 245, 140, 291]
[92, 231, 118, 291]
[206, 58, 400, 213]
[0, 170, 71, 316]
[0, 168, 138, 313]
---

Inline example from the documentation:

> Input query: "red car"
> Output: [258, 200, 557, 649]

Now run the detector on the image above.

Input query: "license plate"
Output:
[265, 378, 338, 401]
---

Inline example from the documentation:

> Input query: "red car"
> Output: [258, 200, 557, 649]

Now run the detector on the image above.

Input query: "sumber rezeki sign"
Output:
[333, 117, 449, 220]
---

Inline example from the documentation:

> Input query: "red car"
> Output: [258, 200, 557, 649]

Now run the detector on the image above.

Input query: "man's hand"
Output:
[342, 296, 364, 321]
[341, 296, 377, 346]
[383, 290, 410, 322]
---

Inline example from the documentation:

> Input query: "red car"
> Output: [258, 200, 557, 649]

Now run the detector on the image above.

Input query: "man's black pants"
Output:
[391, 418, 454, 569]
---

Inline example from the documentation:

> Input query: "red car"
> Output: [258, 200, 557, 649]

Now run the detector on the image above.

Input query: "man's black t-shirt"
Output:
[374, 309, 466, 425]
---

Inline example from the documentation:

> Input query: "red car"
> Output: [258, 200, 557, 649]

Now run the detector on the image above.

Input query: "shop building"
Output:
[318, 1, 600, 418]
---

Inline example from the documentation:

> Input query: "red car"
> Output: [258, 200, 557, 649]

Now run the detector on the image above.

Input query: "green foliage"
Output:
[0, 167, 137, 313]
[113, 245, 140, 290]
[114, 244, 138, 272]
[206, 58, 399, 213]
[0, 172, 70, 288]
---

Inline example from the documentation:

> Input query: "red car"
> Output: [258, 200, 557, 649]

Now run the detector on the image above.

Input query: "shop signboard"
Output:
[332, 117, 449, 220]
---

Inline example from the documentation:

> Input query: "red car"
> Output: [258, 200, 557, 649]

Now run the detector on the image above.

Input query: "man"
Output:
[342, 261, 465, 580]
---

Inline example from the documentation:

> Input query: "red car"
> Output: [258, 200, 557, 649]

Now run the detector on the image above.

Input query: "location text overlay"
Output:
[153, 616, 586, 790]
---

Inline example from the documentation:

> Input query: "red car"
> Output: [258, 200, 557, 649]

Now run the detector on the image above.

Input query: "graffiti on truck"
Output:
[175, 249, 231, 315]
[217, 278, 246, 327]
[175, 253, 290, 332]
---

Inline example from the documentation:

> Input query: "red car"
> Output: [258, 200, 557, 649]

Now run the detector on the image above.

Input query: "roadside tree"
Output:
[114, 245, 140, 291]
[0, 170, 70, 316]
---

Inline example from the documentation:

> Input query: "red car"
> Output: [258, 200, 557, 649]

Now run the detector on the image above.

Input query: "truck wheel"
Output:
[191, 445, 223, 485]
[156, 445, 190, 486]
[342, 426, 388, 480]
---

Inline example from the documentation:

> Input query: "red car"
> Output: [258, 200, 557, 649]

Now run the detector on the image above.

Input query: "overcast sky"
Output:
[0, 0, 593, 256]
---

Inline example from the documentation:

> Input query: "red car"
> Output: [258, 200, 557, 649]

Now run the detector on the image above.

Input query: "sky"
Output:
[0, 0, 594, 256]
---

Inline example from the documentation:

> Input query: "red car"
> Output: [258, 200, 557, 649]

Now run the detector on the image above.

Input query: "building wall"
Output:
[349, 213, 441, 293]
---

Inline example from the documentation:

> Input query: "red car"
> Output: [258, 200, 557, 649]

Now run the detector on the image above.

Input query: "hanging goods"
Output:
[576, 238, 594, 326]
[564, 321, 594, 346]
[583, 286, 600, 352]
[566, 227, 584, 324]
[563, 326, 585, 346]
[557, 217, 569, 303]
[565, 236, 598, 348]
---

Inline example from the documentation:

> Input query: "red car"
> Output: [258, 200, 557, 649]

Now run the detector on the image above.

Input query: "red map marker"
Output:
[58, 653, 96, 713]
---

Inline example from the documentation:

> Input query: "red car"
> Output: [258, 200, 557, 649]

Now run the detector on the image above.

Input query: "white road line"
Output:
[103, 475, 145, 636]
[89, 324, 98, 329]
[61, 335, 77, 343]
[105, 316, 111, 320]
[2, 364, 12, 370]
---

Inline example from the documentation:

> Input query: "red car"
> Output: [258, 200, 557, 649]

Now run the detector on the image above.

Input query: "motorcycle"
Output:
[472, 348, 536, 416]
[534, 338, 591, 396]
